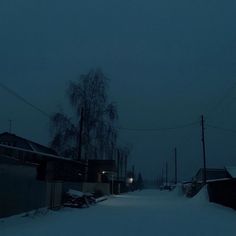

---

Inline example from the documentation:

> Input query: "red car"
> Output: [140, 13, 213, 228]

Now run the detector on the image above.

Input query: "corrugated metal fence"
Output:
[0, 159, 47, 218]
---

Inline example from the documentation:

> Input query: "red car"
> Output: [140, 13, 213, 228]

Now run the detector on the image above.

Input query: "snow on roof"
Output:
[0, 132, 57, 155]
[0, 143, 85, 165]
[195, 168, 229, 180]
[225, 167, 236, 178]
[206, 178, 231, 183]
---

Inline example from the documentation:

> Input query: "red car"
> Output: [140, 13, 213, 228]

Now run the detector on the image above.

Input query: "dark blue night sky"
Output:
[1, 0, 236, 180]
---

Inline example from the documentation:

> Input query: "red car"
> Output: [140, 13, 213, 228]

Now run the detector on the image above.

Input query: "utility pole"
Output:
[165, 161, 168, 186]
[132, 165, 135, 179]
[161, 167, 164, 186]
[8, 119, 12, 133]
[78, 108, 84, 160]
[120, 154, 123, 180]
[174, 147, 177, 185]
[201, 115, 207, 185]
[124, 155, 127, 181]
[117, 149, 120, 181]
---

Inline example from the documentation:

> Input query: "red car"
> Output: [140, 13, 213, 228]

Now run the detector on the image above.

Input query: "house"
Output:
[194, 168, 230, 183]
[0, 132, 87, 218]
[207, 167, 236, 210]
[0, 132, 57, 155]
[0, 132, 87, 182]
[183, 167, 236, 210]
[183, 168, 231, 197]
[87, 159, 116, 183]
[82, 160, 117, 195]
[0, 132, 128, 218]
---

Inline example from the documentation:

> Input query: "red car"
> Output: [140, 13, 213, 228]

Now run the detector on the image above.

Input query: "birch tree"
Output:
[50, 69, 118, 160]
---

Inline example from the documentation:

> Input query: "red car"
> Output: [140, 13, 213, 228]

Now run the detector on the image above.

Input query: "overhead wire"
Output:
[203, 81, 236, 136]
[118, 121, 199, 132]
[0, 82, 51, 118]
[206, 124, 236, 135]
[117, 82, 236, 132]
[0, 82, 201, 132]
[2, 78, 236, 132]
[205, 81, 236, 120]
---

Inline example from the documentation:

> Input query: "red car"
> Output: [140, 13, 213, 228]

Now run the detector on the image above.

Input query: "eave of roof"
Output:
[0, 144, 86, 166]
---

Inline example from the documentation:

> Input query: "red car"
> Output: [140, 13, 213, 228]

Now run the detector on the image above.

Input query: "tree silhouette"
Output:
[50, 69, 118, 160]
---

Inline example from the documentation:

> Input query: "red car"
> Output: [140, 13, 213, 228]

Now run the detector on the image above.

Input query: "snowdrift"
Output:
[191, 185, 209, 203]
[171, 184, 184, 197]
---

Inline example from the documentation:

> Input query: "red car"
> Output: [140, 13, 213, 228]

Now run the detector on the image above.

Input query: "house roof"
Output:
[0, 133, 88, 182]
[225, 167, 236, 178]
[0, 132, 88, 169]
[0, 132, 57, 156]
[195, 168, 230, 181]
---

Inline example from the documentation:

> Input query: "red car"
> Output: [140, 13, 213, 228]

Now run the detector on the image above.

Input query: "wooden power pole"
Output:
[174, 147, 177, 185]
[201, 115, 207, 185]
[8, 119, 12, 133]
[132, 165, 135, 178]
[165, 161, 168, 186]
[161, 167, 164, 185]
[117, 149, 120, 180]
[78, 108, 84, 160]
[124, 155, 128, 181]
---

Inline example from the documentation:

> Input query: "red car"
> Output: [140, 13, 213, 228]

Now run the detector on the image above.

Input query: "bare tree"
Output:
[50, 69, 118, 160]
[50, 112, 77, 158]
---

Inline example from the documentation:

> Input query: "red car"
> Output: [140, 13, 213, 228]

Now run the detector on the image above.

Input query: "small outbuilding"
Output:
[207, 167, 236, 210]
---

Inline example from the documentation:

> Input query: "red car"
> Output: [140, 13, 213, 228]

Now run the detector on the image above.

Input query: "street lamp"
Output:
[128, 177, 133, 184]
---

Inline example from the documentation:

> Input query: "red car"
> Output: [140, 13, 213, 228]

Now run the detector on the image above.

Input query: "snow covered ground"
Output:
[1, 188, 236, 236]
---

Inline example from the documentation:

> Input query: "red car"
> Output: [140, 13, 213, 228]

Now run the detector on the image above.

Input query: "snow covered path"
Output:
[1, 189, 236, 236]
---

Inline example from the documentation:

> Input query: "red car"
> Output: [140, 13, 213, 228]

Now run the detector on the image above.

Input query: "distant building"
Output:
[87, 159, 117, 182]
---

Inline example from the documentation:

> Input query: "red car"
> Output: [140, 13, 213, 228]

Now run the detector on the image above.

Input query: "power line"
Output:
[0, 82, 203, 133]
[0, 82, 50, 118]
[206, 81, 236, 119]
[206, 124, 236, 135]
[118, 121, 199, 132]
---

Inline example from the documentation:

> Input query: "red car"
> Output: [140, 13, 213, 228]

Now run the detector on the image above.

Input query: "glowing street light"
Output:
[128, 177, 134, 184]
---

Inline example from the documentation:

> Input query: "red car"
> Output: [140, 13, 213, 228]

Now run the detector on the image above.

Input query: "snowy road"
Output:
[1, 189, 236, 236]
